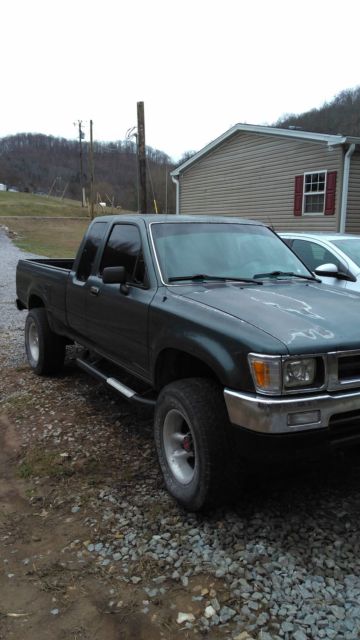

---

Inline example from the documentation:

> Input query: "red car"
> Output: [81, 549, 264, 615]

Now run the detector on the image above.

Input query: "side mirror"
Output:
[315, 263, 356, 282]
[314, 263, 338, 277]
[102, 266, 126, 284]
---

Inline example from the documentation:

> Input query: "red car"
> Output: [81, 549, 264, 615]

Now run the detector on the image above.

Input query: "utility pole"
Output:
[125, 126, 139, 211]
[75, 120, 86, 207]
[137, 101, 147, 213]
[165, 165, 168, 214]
[89, 120, 95, 220]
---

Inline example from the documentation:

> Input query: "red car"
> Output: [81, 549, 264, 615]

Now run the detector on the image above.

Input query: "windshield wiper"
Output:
[168, 274, 263, 284]
[254, 270, 320, 282]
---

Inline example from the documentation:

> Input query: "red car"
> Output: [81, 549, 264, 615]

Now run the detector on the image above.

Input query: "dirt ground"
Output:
[0, 355, 237, 640]
[2, 353, 360, 640]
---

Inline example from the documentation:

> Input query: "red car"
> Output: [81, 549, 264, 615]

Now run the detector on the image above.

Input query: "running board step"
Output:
[76, 358, 156, 408]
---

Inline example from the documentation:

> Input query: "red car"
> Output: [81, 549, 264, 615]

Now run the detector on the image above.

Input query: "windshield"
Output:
[332, 239, 360, 269]
[151, 222, 311, 283]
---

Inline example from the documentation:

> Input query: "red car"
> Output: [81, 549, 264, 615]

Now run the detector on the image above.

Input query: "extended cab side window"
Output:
[100, 224, 146, 285]
[76, 222, 107, 282]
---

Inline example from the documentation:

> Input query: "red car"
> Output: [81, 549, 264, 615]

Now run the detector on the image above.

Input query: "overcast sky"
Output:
[1, 0, 359, 160]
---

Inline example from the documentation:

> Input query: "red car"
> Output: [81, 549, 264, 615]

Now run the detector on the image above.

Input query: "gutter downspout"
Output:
[339, 143, 356, 233]
[172, 175, 180, 215]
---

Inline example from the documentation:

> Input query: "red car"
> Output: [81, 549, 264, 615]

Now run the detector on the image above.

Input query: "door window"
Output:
[100, 224, 146, 285]
[291, 239, 344, 272]
[76, 222, 107, 282]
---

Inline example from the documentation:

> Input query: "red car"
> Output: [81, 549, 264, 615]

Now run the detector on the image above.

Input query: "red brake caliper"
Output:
[182, 434, 193, 453]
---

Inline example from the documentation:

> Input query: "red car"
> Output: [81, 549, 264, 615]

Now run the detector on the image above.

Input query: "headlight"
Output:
[248, 354, 317, 394]
[283, 358, 316, 389]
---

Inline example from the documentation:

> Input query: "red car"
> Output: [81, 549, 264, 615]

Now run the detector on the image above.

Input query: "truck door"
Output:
[86, 223, 155, 379]
[66, 221, 107, 337]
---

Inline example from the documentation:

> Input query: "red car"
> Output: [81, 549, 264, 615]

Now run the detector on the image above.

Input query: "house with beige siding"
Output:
[171, 125, 360, 233]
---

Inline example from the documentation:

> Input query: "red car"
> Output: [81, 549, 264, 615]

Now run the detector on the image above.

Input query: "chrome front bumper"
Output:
[224, 387, 360, 435]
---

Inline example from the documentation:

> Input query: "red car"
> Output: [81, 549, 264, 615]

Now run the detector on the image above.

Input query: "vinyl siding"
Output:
[345, 152, 360, 234]
[179, 131, 343, 232]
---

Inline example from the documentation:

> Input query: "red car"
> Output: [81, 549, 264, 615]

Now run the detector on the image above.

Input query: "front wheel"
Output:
[154, 378, 230, 511]
[25, 308, 65, 375]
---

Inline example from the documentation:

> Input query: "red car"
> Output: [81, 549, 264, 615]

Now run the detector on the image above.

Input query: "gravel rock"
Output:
[233, 633, 256, 640]
[210, 597, 220, 612]
[204, 605, 216, 618]
[219, 605, 236, 623]
[177, 612, 195, 624]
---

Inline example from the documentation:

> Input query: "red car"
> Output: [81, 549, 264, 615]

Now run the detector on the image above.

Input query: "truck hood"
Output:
[174, 281, 360, 354]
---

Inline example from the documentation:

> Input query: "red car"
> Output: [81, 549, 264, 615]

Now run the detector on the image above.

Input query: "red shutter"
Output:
[324, 171, 337, 215]
[294, 175, 304, 216]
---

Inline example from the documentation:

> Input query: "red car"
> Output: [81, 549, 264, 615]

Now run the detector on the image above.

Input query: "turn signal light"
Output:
[253, 360, 270, 387]
[248, 354, 282, 394]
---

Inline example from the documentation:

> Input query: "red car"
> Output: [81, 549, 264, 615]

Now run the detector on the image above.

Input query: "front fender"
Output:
[153, 333, 239, 387]
[149, 289, 287, 391]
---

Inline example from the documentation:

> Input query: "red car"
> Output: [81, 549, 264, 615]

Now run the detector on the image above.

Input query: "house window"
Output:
[303, 171, 326, 214]
[294, 171, 337, 217]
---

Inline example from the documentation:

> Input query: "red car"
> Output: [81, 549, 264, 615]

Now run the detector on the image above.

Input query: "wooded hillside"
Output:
[276, 87, 360, 136]
[1, 87, 359, 213]
[0, 133, 176, 213]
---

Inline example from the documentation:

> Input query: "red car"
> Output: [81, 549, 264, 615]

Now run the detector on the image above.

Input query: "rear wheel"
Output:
[25, 308, 66, 375]
[154, 378, 230, 511]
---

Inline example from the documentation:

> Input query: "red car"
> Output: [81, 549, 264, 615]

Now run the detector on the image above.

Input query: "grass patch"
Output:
[0, 191, 134, 255]
[0, 192, 87, 217]
[19, 450, 102, 481]
[129, 555, 164, 581]
[1, 392, 33, 412]
[19, 449, 73, 479]
[2, 217, 89, 256]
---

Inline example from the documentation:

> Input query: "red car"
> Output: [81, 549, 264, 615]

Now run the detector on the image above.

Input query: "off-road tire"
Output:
[25, 308, 66, 375]
[154, 378, 230, 511]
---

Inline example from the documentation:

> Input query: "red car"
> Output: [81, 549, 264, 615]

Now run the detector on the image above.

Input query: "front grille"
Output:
[327, 350, 360, 391]
[338, 355, 360, 381]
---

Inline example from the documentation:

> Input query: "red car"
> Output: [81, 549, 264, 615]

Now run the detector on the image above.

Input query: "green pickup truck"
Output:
[16, 215, 360, 510]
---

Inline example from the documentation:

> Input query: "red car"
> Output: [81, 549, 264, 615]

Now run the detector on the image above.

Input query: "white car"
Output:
[280, 232, 360, 291]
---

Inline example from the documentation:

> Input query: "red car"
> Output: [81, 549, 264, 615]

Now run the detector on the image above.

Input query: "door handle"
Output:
[90, 286, 100, 296]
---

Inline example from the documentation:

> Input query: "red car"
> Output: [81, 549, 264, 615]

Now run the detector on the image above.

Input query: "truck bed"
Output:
[24, 258, 75, 270]
[16, 257, 75, 327]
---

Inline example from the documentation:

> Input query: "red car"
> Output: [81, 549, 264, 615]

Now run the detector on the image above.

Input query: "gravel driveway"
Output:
[0, 226, 38, 364]
[1, 227, 360, 640]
